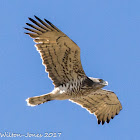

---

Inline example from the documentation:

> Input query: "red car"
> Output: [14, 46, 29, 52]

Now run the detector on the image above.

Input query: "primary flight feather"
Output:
[25, 16, 122, 125]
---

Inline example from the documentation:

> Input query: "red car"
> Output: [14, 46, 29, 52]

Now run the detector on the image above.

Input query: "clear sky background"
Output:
[0, 0, 140, 140]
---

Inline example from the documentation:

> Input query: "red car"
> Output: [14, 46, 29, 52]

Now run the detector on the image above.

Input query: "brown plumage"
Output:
[25, 16, 122, 125]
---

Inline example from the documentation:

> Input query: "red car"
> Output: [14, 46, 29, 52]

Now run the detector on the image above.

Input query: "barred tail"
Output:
[26, 93, 52, 106]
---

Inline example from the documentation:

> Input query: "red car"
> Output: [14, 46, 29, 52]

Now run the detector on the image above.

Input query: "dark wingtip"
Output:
[26, 23, 34, 28]
[44, 18, 51, 24]
[102, 120, 105, 125]
[34, 15, 39, 19]
[34, 15, 42, 22]
[26, 23, 30, 26]
[107, 118, 110, 123]
[98, 120, 101, 124]
[44, 18, 48, 22]
[28, 17, 36, 24]
[28, 17, 32, 21]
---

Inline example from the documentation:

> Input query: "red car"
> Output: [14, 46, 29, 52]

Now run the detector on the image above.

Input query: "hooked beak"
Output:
[103, 81, 108, 86]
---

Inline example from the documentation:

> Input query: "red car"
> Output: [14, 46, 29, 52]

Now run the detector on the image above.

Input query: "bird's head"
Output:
[89, 77, 108, 89]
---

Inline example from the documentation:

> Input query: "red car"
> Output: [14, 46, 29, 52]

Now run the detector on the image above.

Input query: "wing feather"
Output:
[69, 89, 122, 125]
[24, 27, 42, 35]
[25, 16, 86, 87]
[26, 23, 46, 32]
[28, 17, 50, 31]
[34, 16, 53, 31]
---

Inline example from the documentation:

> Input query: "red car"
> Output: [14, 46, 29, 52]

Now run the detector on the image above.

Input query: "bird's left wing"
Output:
[24, 16, 86, 87]
[69, 89, 122, 125]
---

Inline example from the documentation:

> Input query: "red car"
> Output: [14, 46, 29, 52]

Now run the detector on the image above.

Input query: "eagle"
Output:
[24, 16, 122, 125]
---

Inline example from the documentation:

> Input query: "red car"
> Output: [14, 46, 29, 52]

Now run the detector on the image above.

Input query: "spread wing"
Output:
[24, 16, 86, 87]
[69, 89, 122, 125]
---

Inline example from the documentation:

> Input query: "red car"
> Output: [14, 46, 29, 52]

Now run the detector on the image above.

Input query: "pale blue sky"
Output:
[0, 0, 140, 140]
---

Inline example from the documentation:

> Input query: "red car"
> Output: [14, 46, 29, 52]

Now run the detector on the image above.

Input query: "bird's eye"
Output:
[99, 79, 103, 83]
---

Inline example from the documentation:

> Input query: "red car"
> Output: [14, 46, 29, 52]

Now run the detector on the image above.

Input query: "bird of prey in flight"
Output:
[24, 16, 122, 125]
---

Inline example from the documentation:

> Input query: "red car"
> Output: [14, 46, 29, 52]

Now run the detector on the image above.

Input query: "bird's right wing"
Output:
[24, 16, 87, 87]
[69, 89, 122, 125]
